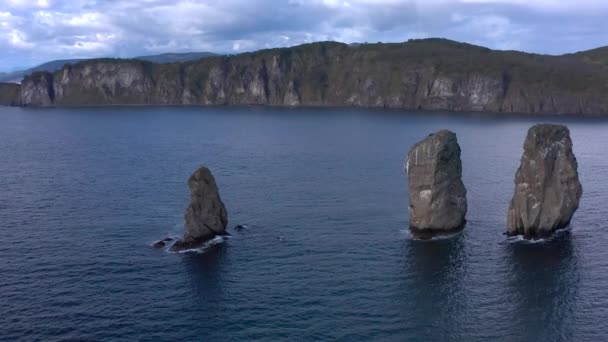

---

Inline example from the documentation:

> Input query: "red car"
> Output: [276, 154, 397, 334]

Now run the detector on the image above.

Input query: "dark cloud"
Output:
[0, 0, 607, 70]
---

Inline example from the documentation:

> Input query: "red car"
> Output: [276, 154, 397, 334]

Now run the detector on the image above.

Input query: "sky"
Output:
[1, 0, 607, 71]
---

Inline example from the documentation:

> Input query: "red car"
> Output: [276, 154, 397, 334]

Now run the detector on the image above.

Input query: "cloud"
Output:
[0, 0, 607, 70]
[5, 0, 51, 8]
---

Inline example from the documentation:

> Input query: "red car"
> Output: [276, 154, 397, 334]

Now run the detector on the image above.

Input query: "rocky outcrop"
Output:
[406, 130, 467, 237]
[170, 166, 228, 252]
[507, 124, 583, 239]
[8, 39, 608, 114]
[20, 72, 54, 106]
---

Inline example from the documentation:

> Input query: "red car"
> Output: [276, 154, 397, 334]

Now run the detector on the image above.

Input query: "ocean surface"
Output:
[1, 106, 608, 341]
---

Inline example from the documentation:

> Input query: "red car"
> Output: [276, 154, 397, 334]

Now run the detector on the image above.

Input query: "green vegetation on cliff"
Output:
[11, 39, 608, 114]
[0, 83, 21, 106]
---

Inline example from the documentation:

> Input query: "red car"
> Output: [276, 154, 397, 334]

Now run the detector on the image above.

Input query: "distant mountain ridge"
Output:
[572, 46, 608, 69]
[134, 52, 217, 63]
[5, 38, 608, 115]
[0, 52, 217, 83]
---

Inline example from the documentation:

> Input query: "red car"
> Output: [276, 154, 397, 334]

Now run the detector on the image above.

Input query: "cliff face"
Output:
[10, 39, 608, 114]
[21, 72, 55, 106]
[51, 61, 155, 105]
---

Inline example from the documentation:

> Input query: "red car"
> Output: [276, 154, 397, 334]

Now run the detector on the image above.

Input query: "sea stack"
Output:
[170, 166, 228, 252]
[406, 130, 467, 237]
[507, 124, 582, 239]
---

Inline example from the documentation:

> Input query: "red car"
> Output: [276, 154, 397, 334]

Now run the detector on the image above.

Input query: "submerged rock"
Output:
[152, 241, 166, 249]
[170, 166, 228, 252]
[151, 237, 174, 249]
[507, 124, 583, 239]
[406, 130, 467, 237]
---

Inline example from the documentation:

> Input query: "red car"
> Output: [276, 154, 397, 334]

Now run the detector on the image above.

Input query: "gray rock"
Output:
[170, 166, 228, 252]
[20, 73, 54, 106]
[406, 130, 467, 237]
[507, 124, 583, 239]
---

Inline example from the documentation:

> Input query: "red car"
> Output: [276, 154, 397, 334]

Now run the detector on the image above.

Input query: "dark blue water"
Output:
[1, 106, 608, 341]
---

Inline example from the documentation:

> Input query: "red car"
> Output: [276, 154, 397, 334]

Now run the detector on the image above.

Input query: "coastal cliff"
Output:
[7, 39, 608, 114]
[0, 83, 21, 106]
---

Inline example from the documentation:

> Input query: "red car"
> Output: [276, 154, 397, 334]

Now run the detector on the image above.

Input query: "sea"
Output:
[1, 106, 607, 341]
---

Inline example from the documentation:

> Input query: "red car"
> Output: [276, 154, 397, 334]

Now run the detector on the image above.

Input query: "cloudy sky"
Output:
[1, 0, 607, 70]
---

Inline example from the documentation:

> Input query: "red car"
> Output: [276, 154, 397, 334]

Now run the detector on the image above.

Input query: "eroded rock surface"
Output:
[13, 39, 608, 115]
[170, 166, 228, 252]
[406, 130, 467, 236]
[20, 72, 54, 106]
[507, 124, 583, 239]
